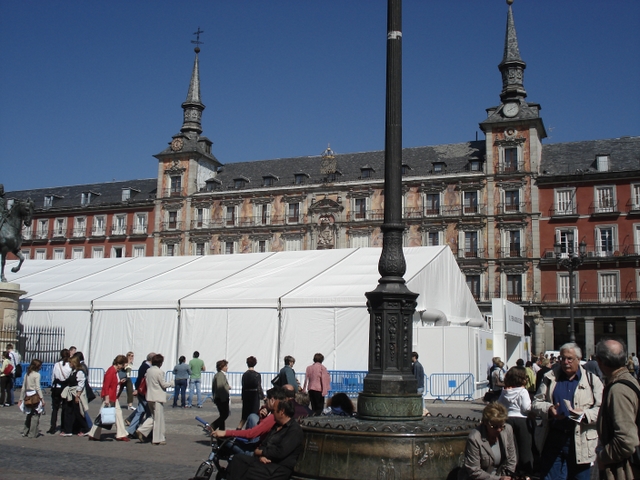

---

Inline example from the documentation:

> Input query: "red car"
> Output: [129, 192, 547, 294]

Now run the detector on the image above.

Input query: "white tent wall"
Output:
[17, 309, 91, 358]
[179, 308, 280, 375]
[91, 309, 178, 370]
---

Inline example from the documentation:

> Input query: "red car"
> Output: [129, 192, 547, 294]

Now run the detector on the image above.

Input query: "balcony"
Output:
[111, 225, 128, 237]
[626, 200, 640, 214]
[541, 292, 632, 304]
[71, 227, 87, 238]
[457, 247, 486, 259]
[549, 205, 579, 218]
[128, 225, 148, 236]
[496, 203, 528, 215]
[162, 188, 185, 198]
[588, 201, 619, 216]
[497, 161, 524, 175]
[161, 221, 183, 231]
[191, 219, 223, 229]
[91, 227, 107, 237]
[497, 247, 531, 258]
[492, 290, 536, 303]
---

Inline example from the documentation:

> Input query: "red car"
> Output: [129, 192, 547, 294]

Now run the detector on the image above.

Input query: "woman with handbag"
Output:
[47, 348, 71, 434]
[60, 356, 90, 437]
[0, 351, 13, 406]
[87, 354, 130, 442]
[135, 354, 173, 445]
[18, 359, 45, 438]
[212, 359, 230, 430]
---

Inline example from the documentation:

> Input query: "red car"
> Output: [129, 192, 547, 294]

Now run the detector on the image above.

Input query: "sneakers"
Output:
[197, 405, 203, 408]
[128, 405, 136, 411]
[59, 433, 72, 437]
[184, 404, 192, 408]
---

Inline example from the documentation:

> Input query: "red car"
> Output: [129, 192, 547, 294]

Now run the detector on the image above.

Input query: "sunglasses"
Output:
[487, 423, 505, 430]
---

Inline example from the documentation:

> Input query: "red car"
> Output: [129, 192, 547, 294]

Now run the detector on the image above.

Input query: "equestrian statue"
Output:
[0, 184, 35, 282]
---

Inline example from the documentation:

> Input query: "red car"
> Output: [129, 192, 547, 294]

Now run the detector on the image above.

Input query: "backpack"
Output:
[603, 378, 640, 466]
[14, 363, 22, 378]
[487, 365, 499, 389]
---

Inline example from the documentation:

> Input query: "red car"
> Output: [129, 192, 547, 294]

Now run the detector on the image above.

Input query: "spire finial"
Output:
[498, 1, 527, 102]
[191, 27, 204, 53]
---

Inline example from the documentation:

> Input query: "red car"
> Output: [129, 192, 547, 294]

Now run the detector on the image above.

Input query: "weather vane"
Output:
[191, 27, 204, 52]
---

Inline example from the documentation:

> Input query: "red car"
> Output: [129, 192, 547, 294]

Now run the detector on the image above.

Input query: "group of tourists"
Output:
[460, 339, 640, 480]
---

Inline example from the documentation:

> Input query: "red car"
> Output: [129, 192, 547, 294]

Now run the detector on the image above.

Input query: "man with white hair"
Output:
[532, 342, 603, 480]
[595, 338, 640, 479]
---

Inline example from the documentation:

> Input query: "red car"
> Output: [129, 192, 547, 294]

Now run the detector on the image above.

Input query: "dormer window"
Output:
[326, 170, 342, 182]
[233, 176, 249, 189]
[597, 155, 610, 172]
[81, 192, 92, 206]
[205, 178, 221, 192]
[360, 166, 375, 179]
[469, 160, 482, 172]
[44, 195, 54, 208]
[122, 189, 131, 201]
[294, 173, 309, 185]
[432, 162, 446, 174]
[263, 175, 278, 187]
[401, 164, 412, 175]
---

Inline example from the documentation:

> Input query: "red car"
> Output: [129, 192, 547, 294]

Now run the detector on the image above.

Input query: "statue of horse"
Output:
[0, 198, 35, 282]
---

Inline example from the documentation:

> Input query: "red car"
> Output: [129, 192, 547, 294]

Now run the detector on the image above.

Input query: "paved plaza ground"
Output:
[0, 394, 483, 480]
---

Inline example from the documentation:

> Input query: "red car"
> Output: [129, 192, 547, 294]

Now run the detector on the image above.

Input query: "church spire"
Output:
[181, 28, 205, 137]
[499, 0, 527, 103]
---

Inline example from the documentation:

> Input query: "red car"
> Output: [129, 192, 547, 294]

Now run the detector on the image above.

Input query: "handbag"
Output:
[99, 406, 117, 425]
[86, 382, 97, 403]
[3, 363, 14, 376]
[93, 413, 113, 430]
[271, 373, 282, 386]
[24, 392, 41, 407]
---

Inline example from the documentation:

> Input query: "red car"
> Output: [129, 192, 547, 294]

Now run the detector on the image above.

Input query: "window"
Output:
[599, 272, 619, 303]
[555, 188, 575, 215]
[234, 179, 245, 189]
[463, 191, 478, 215]
[285, 237, 302, 251]
[111, 246, 124, 258]
[72, 248, 84, 259]
[288, 203, 300, 224]
[425, 193, 440, 216]
[35, 249, 47, 260]
[433, 162, 445, 173]
[632, 185, 640, 210]
[73, 217, 86, 237]
[53, 218, 66, 237]
[506, 274, 522, 301]
[22, 223, 32, 240]
[168, 211, 178, 229]
[469, 160, 481, 172]
[555, 228, 578, 258]
[122, 189, 131, 201]
[166, 244, 175, 256]
[464, 231, 478, 257]
[170, 176, 182, 196]
[466, 275, 481, 301]
[134, 213, 147, 234]
[195, 243, 205, 256]
[195, 208, 204, 228]
[504, 147, 518, 172]
[258, 204, 271, 226]
[225, 206, 236, 226]
[426, 231, 440, 246]
[224, 241, 235, 255]
[92, 247, 104, 259]
[595, 186, 615, 213]
[255, 240, 268, 253]
[81, 192, 92, 206]
[354, 198, 367, 220]
[294, 174, 307, 185]
[21, 249, 30, 260]
[557, 273, 573, 304]
[507, 230, 521, 257]
[597, 155, 610, 172]
[263, 177, 274, 187]
[350, 233, 370, 248]
[113, 214, 127, 235]
[402, 164, 410, 175]
[360, 168, 373, 179]
[44, 195, 53, 208]
[93, 215, 106, 236]
[37, 219, 49, 239]
[133, 245, 145, 257]
[596, 226, 616, 257]
[504, 190, 520, 213]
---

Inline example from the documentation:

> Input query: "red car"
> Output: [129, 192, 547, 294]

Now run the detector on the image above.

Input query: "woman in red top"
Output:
[87, 354, 130, 441]
[303, 353, 331, 415]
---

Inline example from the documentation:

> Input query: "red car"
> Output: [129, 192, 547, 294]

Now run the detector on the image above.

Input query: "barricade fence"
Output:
[11, 365, 469, 403]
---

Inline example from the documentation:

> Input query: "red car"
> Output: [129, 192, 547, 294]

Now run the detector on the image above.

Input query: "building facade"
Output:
[6, 4, 638, 354]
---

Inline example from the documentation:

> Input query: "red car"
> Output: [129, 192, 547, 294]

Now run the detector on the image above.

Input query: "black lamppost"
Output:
[554, 231, 587, 343]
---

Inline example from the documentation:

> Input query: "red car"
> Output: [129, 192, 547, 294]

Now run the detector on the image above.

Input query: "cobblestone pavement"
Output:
[0, 394, 483, 480]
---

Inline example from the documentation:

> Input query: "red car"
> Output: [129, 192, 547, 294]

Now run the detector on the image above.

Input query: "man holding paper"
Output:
[532, 342, 603, 480]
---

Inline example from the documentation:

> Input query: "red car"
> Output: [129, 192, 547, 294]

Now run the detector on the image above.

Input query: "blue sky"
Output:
[1, 1, 638, 192]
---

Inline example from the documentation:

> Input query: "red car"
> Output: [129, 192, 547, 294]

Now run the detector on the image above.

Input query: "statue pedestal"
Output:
[0, 282, 26, 344]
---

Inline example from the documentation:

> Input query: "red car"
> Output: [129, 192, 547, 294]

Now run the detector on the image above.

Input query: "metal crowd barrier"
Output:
[428, 373, 475, 403]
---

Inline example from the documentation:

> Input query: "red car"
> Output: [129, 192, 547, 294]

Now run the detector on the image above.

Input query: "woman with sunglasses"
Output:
[458, 402, 517, 480]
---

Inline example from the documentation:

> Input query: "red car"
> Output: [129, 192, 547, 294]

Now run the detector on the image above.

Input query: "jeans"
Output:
[188, 378, 202, 407]
[173, 379, 188, 407]
[126, 396, 149, 435]
[540, 432, 592, 480]
[417, 387, 425, 410]
[231, 413, 261, 455]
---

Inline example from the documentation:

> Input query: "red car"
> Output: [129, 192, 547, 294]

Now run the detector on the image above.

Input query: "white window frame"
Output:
[71, 247, 84, 259]
[459, 230, 480, 258]
[285, 237, 302, 251]
[53, 217, 66, 237]
[164, 243, 176, 257]
[502, 188, 521, 213]
[224, 241, 236, 255]
[225, 205, 237, 227]
[53, 248, 65, 260]
[555, 227, 578, 259]
[254, 239, 270, 253]
[502, 228, 522, 258]
[194, 242, 207, 256]
[93, 215, 106, 236]
[425, 230, 442, 247]
[505, 273, 523, 301]
[598, 271, 619, 303]
[594, 185, 616, 213]
[556, 272, 578, 304]
[353, 197, 368, 221]
[22, 223, 32, 240]
[73, 216, 86, 237]
[287, 202, 300, 224]
[113, 214, 127, 235]
[44, 195, 53, 208]
[424, 192, 441, 217]
[21, 249, 30, 260]
[463, 191, 479, 215]
[595, 224, 617, 257]
[37, 219, 49, 239]
[133, 245, 146, 257]
[134, 213, 148, 234]
[597, 155, 610, 172]
[500, 145, 522, 173]
[350, 232, 370, 248]
[555, 188, 576, 215]
[81, 192, 92, 206]
[254, 204, 271, 226]
[111, 245, 125, 258]
[35, 249, 47, 260]
[122, 189, 131, 201]
[632, 185, 640, 211]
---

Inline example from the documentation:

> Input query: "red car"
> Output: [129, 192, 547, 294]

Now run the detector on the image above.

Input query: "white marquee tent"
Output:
[7, 246, 483, 374]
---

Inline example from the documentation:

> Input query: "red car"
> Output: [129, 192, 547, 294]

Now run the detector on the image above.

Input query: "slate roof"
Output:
[6, 178, 157, 212]
[211, 141, 487, 191]
[540, 136, 640, 176]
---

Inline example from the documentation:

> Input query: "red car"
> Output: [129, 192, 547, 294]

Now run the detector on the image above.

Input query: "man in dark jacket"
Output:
[227, 399, 304, 480]
[126, 352, 154, 437]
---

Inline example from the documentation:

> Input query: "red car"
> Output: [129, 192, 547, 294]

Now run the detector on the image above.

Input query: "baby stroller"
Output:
[192, 417, 236, 480]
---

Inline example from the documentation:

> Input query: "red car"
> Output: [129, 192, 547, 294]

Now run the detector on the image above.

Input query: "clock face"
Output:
[171, 138, 184, 152]
[503, 102, 519, 118]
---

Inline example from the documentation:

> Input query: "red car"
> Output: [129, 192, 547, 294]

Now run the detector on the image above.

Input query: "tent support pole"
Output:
[88, 301, 94, 366]
[176, 300, 182, 369]
[277, 298, 282, 371]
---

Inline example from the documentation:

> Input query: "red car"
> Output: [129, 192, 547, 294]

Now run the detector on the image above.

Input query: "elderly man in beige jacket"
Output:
[136, 354, 173, 445]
